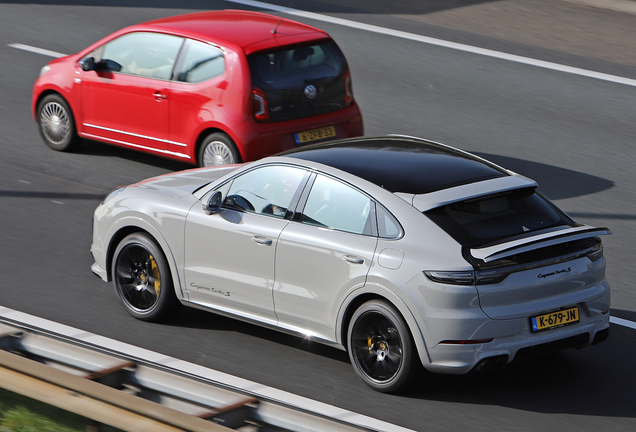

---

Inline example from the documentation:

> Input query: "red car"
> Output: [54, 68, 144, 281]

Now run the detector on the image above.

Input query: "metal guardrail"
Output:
[0, 321, 375, 432]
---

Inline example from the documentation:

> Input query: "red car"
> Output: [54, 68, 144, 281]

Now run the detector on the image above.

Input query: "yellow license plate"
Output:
[294, 126, 336, 145]
[531, 307, 579, 332]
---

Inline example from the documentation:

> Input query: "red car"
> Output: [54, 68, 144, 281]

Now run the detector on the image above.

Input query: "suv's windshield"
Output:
[248, 40, 349, 122]
[425, 188, 573, 248]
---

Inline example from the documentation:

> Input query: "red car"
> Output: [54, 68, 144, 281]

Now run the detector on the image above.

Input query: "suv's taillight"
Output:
[424, 270, 510, 286]
[344, 69, 353, 105]
[586, 242, 604, 261]
[252, 86, 269, 123]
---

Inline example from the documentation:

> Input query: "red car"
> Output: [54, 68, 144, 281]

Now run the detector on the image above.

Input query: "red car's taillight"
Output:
[252, 86, 269, 123]
[344, 69, 353, 105]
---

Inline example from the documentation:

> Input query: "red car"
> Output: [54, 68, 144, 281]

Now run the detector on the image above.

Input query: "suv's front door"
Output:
[184, 165, 308, 323]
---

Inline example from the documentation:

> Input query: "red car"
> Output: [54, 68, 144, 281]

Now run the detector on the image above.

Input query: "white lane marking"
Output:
[11, 2, 636, 88]
[8, 43, 65, 58]
[225, 0, 636, 88]
[0, 305, 415, 432]
[610, 316, 636, 330]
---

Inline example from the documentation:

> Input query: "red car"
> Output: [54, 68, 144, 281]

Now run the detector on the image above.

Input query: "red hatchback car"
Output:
[32, 10, 363, 166]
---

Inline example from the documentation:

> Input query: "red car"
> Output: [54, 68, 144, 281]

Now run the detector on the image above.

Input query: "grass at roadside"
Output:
[0, 388, 122, 432]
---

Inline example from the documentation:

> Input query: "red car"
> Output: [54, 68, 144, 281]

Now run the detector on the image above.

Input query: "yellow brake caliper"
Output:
[149, 255, 161, 297]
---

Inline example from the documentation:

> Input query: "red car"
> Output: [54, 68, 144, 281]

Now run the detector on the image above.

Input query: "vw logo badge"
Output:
[304, 85, 317, 99]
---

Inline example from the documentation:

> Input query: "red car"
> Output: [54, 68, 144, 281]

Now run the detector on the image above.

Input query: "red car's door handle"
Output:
[153, 92, 167, 100]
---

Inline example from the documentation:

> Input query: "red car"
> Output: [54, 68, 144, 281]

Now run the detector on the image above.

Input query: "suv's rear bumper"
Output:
[423, 309, 610, 375]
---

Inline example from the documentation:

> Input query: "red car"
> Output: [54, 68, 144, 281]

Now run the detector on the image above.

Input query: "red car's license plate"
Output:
[295, 126, 336, 145]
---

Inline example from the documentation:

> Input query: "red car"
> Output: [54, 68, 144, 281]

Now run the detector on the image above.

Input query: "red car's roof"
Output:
[139, 10, 330, 54]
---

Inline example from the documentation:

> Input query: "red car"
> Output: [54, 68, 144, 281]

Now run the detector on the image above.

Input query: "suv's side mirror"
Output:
[204, 191, 223, 214]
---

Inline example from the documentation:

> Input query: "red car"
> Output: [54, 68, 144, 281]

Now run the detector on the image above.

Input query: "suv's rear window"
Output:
[425, 188, 572, 247]
[248, 40, 348, 122]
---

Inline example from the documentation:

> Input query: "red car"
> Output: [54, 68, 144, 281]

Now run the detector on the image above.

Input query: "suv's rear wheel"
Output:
[347, 300, 418, 393]
[198, 132, 240, 167]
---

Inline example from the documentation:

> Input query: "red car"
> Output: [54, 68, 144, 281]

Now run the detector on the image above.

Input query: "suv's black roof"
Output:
[280, 136, 510, 194]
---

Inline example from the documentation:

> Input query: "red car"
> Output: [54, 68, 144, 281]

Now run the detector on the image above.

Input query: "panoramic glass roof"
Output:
[281, 137, 509, 194]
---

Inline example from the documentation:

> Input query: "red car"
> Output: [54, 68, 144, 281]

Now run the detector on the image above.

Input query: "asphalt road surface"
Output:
[1, 1, 635, 431]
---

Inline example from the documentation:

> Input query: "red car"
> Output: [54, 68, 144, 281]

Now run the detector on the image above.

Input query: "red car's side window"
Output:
[101, 32, 184, 80]
[174, 40, 225, 83]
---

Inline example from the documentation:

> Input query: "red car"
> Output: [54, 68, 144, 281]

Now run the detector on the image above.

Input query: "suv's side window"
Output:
[224, 166, 306, 217]
[376, 205, 402, 239]
[101, 32, 184, 80]
[175, 40, 225, 83]
[301, 175, 372, 235]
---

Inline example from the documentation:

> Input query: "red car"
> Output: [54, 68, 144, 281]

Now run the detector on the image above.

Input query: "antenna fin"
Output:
[272, 18, 283, 34]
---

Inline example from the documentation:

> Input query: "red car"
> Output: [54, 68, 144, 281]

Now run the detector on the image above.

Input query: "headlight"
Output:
[102, 186, 125, 204]
[39, 65, 51, 77]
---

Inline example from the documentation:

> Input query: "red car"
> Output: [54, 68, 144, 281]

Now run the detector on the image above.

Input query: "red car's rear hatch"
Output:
[248, 40, 352, 123]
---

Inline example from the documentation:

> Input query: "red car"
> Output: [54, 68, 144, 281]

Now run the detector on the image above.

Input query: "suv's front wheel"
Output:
[111, 233, 181, 322]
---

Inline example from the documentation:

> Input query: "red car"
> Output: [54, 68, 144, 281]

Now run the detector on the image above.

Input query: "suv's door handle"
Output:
[343, 255, 364, 264]
[252, 236, 273, 246]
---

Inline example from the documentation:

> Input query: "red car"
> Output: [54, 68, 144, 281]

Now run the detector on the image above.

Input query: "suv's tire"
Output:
[347, 300, 418, 393]
[111, 233, 181, 322]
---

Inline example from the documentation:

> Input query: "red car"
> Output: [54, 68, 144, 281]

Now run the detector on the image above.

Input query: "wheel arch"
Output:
[34, 90, 78, 123]
[194, 127, 243, 165]
[104, 223, 186, 302]
[339, 292, 386, 351]
[338, 288, 431, 367]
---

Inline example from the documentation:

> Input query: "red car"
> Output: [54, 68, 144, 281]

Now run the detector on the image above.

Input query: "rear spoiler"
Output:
[471, 225, 612, 263]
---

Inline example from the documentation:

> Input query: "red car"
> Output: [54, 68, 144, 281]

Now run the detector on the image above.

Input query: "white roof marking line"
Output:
[224, 0, 636, 88]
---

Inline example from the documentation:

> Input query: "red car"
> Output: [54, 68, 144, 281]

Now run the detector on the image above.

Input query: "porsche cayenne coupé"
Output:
[91, 136, 611, 392]
[32, 10, 363, 167]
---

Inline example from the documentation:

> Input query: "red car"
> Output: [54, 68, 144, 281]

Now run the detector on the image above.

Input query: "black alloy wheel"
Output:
[112, 233, 181, 321]
[348, 300, 417, 393]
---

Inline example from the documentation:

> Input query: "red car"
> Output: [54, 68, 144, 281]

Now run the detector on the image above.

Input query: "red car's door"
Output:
[81, 73, 171, 151]
[79, 32, 184, 156]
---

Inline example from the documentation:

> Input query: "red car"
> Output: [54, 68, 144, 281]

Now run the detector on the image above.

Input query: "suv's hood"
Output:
[130, 165, 242, 197]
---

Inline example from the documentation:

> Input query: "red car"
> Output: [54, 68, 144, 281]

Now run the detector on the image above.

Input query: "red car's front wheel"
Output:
[37, 93, 81, 151]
